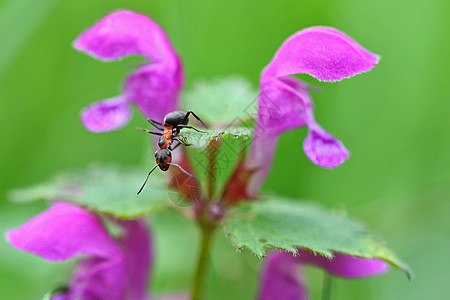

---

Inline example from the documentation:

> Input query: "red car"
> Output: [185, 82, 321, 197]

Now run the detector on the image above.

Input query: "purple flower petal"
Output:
[257, 251, 308, 300]
[249, 27, 372, 191]
[257, 249, 389, 300]
[257, 77, 311, 136]
[51, 295, 68, 300]
[6, 203, 120, 261]
[74, 10, 180, 67]
[69, 256, 126, 300]
[245, 133, 279, 197]
[296, 249, 389, 278]
[80, 96, 131, 132]
[246, 77, 312, 195]
[75, 10, 183, 127]
[251, 26, 377, 178]
[248, 76, 348, 193]
[7, 204, 154, 300]
[125, 63, 182, 121]
[117, 219, 152, 300]
[65, 219, 152, 300]
[262, 26, 379, 82]
[303, 123, 350, 168]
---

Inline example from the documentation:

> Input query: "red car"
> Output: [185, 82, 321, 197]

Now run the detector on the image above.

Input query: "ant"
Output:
[137, 110, 207, 194]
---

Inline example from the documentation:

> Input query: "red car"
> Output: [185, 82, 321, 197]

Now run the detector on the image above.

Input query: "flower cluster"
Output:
[6, 10, 386, 300]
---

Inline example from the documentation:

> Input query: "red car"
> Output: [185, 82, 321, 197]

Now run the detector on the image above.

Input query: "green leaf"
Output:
[180, 127, 253, 149]
[9, 164, 169, 219]
[181, 76, 258, 125]
[182, 128, 253, 200]
[179, 76, 256, 200]
[223, 197, 411, 278]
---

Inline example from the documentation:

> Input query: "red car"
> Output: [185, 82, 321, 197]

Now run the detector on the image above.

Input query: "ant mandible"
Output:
[137, 110, 207, 194]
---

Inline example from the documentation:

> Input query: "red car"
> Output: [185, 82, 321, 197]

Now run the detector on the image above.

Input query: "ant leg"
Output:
[169, 138, 191, 150]
[147, 119, 164, 131]
[137, 164, 159, 194]
[136, 127, 163, 136]
[167, 162, 197, 180]
[183, 111, 208, 128]
[149, 119, 163, 125]
[177, 124, 207, 133]
[148, 118, 163, 126]
[169, 142, 182, 151]
[174, 137, 191, 146]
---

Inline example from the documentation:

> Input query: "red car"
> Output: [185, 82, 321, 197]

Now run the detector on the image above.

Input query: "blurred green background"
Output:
[0, 0, 449, 299]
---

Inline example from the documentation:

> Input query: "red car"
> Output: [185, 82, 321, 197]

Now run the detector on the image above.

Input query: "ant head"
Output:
[155, 149, 172, 171]
[163, 110, 187, 127]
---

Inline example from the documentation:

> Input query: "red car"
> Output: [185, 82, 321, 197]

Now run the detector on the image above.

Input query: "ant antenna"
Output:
[137, 164, 159, 195]
[167, 162, 198, 180]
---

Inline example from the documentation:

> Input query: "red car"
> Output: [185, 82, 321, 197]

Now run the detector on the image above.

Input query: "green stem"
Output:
[191, 224, 215, 300]
[206, 140, 219, 202]
[322, 272, 333, 300]
[191, 140, 219, 300]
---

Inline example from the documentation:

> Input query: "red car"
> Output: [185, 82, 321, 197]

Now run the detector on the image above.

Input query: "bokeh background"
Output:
[0, 0, 449, 299]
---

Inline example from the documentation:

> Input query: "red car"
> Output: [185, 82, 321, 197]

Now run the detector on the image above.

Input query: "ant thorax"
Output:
[163, 127, 173, 139]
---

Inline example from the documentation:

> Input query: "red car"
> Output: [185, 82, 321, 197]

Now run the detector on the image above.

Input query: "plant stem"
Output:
[206, 140, 218, 202]
[322, 272, 333, 300]
[191, 140, 219, 300]
[191, 223, 215, 300]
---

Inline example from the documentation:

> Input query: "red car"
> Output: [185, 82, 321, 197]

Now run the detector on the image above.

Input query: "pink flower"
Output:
[6, 203, 183, 300]
[75, 10, 183, 132]
[245, 27, 379, 196]
[257, 249, 388, 300]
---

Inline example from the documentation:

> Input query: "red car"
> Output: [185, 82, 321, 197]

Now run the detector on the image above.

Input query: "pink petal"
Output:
[257, 250, 389, 300]
[51, 296, 68, 300]
[297, 249, 389, 278]
[257, 251, 309, 300]
[262, 26, 379, 82]
[81, 96, 132, 132]
[247, 77, 312, 194]
[6, 203, 120, 262]
[118, 220, 152, 300]
[249, 77, 345, 193]
[74, 10, 180, 67]
[74, 10, 183, 129]
[257, 77, 311, 136]
[303, 124, 350, 168]
[68, 220, 152, 300]
[69, 256, 126, 300]
[250, 26, 376, 193]
[125, 63, 182, 122]
[245, 133, 280, 197]
[7, 204, 153, 300]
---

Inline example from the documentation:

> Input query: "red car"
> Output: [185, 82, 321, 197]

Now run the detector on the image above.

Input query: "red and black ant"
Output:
[137, 110, 207, 194]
